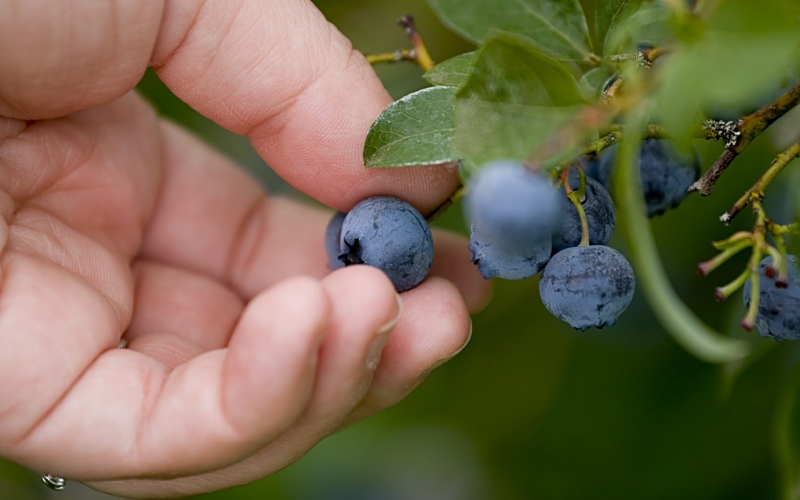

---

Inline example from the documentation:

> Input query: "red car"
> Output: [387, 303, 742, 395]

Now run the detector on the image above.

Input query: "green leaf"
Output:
[596, 0, 648, 52]
[423, 52, 474, 88]
[457, 32, 585, 106]
[579, 67, 615, 101]
[604, 5, 671, 56]
[427, 0, 594, 62]
[363, 87, 458, 168]
[455, 101, 577, 173]
[453, 32, 584, 170]
[613, 110, 750, 363]
[653, 0, 800, 144]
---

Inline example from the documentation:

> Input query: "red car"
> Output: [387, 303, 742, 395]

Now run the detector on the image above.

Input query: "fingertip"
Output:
[324, 264, 400, 326]
[407, 277, 473, 363]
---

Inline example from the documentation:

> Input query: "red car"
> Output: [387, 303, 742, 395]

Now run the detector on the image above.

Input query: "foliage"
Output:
[363, 0, 800, 496]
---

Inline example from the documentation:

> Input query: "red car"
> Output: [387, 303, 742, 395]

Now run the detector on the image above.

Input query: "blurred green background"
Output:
[3, 0, 800, 499]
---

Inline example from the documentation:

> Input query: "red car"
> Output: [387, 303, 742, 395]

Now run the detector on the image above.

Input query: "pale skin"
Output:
[0, 0, 491, 497]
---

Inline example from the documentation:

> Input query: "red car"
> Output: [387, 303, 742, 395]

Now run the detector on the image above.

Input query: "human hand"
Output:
[0, 0, 490, 497]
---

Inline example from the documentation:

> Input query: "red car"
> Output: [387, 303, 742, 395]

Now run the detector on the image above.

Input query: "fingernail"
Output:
[424, 318, 473, 374]
[366, 294, 403, 370]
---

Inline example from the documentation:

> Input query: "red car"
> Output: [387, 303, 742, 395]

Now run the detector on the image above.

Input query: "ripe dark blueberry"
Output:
[466, 160, 562, 249]
[325, 211, 347, 271]
[742, 255, 800, 341]
[468, 222, 551, 280]
[551, 171, 616, 254]
[339, 196, 434, 293]
[592, 139, 700, 217]
[539, 245, 635, 331]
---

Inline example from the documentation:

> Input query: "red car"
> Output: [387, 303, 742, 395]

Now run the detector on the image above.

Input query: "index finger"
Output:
[153, 0, 458, 213]
[0, 0, 458, 213]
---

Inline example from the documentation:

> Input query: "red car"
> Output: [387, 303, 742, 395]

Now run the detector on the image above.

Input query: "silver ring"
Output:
[41, 474, 67, 491]
[41, 339, 125, 492]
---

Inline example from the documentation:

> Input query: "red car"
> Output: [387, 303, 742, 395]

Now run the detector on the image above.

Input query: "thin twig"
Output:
[723, 141, 800, 224]
[690, 83, 800, 196]
[397, 16, 434, 71]
[364, 15, 435, 71]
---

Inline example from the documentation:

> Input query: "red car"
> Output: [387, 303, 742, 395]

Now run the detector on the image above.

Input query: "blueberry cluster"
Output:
[583, 138, 700, 217]
[324, 196, 434, 293]
[466, 160, 635, 331]
[743, 256, 800, 341]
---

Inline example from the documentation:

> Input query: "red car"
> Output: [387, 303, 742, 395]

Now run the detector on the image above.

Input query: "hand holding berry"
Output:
[0, 1, 489, 497]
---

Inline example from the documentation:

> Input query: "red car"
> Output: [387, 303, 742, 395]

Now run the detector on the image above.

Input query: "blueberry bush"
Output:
[344, 0, 800, 497]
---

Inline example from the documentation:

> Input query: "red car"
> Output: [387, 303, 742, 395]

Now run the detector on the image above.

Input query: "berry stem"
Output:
[567, 191, 590, 246]
[364, 15, 435, 71]
[715, 268, 750, 301]
[397, 16, 434, 71]
[770, 232, 790, 286]
[698, 239, 751, 277]
[741, 268, 760, 331]
[573, 163, 587, 202]
[723, 141, 800, 224]
[365, 49, 418, 66]
[768, 221, 800, 236]
[561, 165, 590, 245]
[712, 230, 752, 250]
[741, 200, 769, 329]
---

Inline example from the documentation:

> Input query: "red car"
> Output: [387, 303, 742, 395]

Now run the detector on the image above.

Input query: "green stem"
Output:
[365, 49, 417, 66]
[614, 110, 749, 362]
[715, 268, 750, 301]
[698, 239, 751, 277]
[573, 164, 587, 202]
[397, 16, 434, 71]
[568, 191, 590, 246]
[712, 231, 753, 250]
[773, 233, 790, 286]
[742, 201, 768, 330]
[725, 141, 800, 223]
[561, 165, 590, 245]
[366, 16, 435, 72]
[771, 222, 800, 236]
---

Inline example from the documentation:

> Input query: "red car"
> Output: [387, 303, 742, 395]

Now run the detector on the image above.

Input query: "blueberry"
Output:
[551, 171, 616, 254]
[539, 245, 635, 331]
[466, 160, 562, 249]
[592, 139, 700, 217]
[468, 222, 551, 280]
[324, 211, 347, 271]
[743, 255, 800, 341]
[339, 196, 434, 293]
